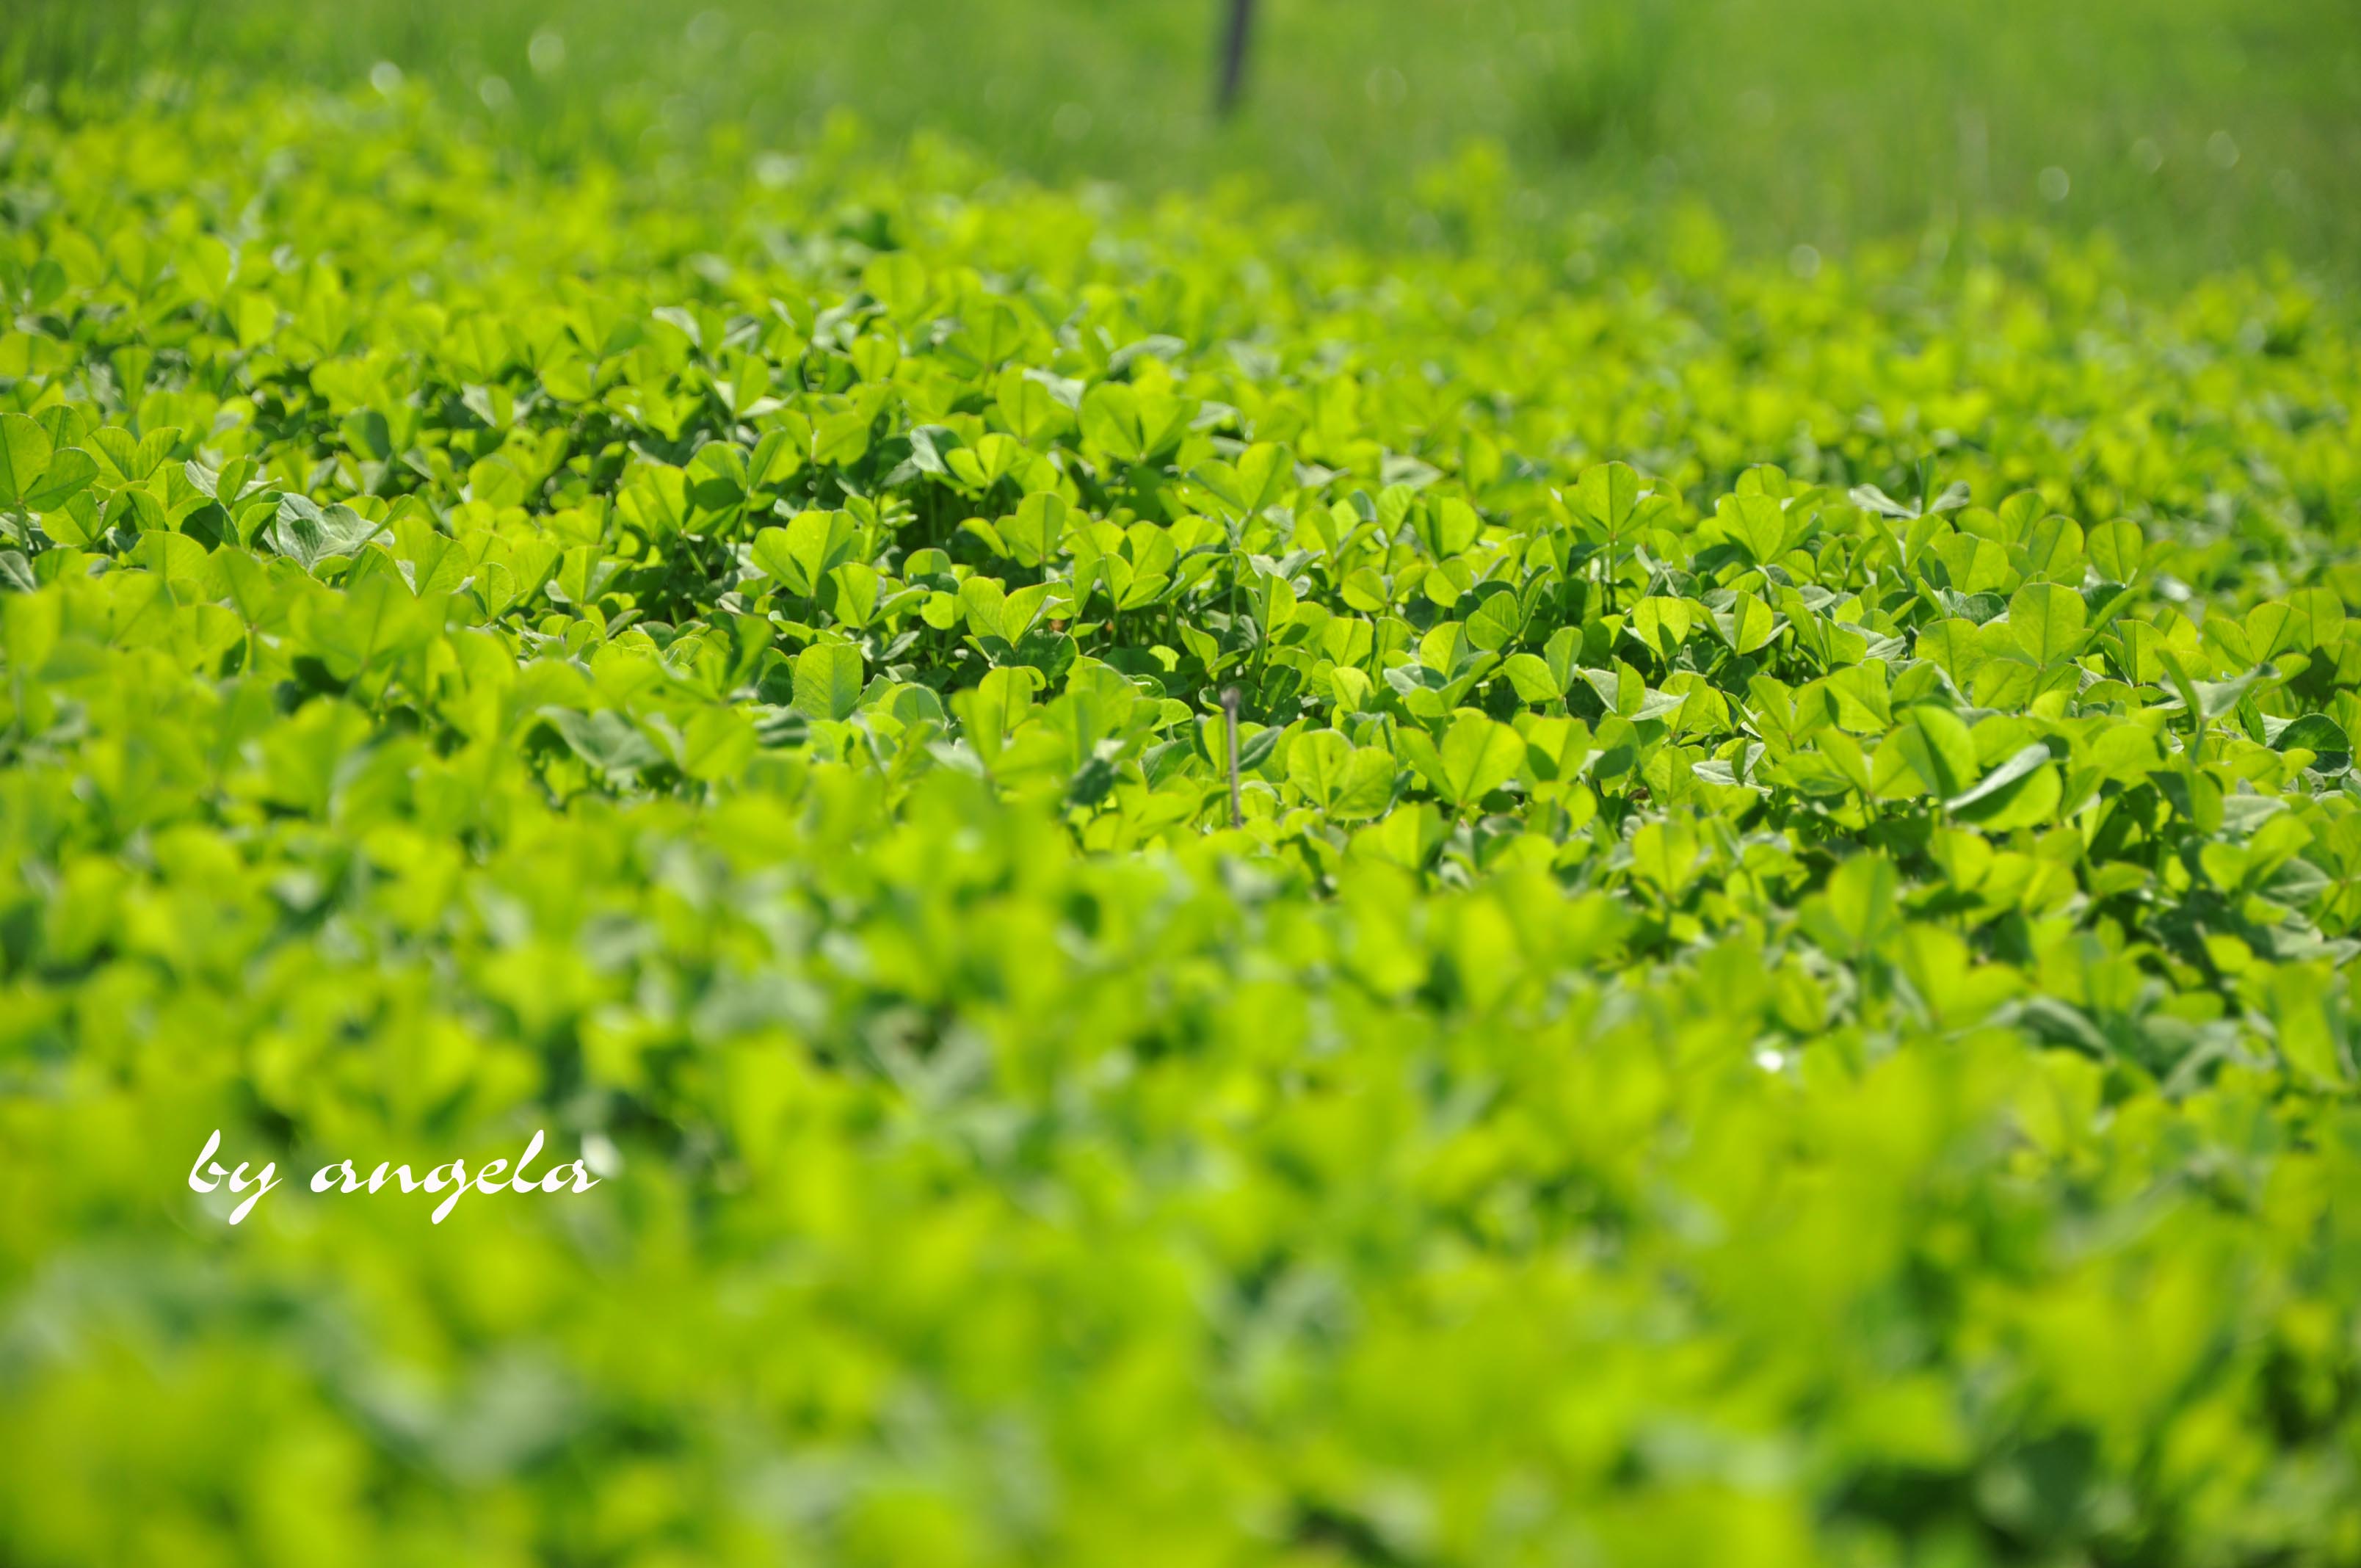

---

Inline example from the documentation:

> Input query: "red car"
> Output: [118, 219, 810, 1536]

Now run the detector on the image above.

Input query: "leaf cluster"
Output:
[4, 92, 2361, 1566]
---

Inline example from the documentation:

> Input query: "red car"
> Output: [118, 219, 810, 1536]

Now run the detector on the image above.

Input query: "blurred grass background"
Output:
[7, 0, 2360, 277]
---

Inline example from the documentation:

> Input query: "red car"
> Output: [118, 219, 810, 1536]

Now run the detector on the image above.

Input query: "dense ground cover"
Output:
[3, 83, 2361, 1565]
[11, 0, 2361, 277]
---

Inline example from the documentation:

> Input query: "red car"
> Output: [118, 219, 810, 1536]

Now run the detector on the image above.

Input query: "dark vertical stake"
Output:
[1222, 686, 1244, 829]
[1215, 0, 1256, 117]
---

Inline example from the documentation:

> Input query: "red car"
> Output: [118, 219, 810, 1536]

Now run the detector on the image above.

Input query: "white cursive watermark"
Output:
[188, 1129, 601, 1225]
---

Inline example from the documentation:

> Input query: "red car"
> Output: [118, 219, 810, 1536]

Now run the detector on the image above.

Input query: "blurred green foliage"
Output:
[4, 83, 2361, 1561]
[6, 0, 2360, 276]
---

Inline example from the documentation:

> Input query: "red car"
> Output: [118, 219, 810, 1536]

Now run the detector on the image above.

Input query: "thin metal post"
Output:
[1215, 0, 1255, 117]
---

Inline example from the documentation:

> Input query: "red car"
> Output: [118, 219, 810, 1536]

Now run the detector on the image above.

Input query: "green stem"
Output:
[1222, 685, 1243, 830]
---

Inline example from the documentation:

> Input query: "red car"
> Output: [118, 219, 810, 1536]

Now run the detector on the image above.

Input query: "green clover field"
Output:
[3, 1, 2360, 1562]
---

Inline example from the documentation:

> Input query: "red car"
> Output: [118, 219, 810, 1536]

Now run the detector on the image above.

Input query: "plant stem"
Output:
[1222, 683, 1242, 828]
